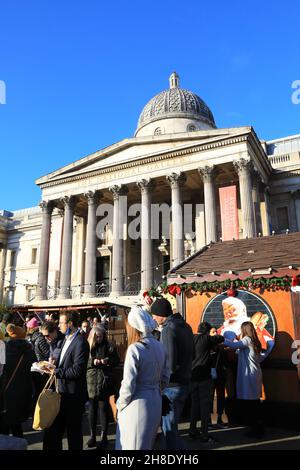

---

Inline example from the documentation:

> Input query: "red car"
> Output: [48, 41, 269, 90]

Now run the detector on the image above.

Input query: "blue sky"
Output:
[0, 0, 299, 210]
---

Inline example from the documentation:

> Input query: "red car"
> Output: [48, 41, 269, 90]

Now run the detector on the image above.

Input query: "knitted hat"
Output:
[150, 298, 173, 318]
[26, 317, 39, 329]
[6, 324, 26, 339]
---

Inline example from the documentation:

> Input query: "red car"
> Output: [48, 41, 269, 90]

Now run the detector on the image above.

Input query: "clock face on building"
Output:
[202, 290, 276, 359]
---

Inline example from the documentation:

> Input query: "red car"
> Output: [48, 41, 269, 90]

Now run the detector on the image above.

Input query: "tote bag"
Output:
[33, 374, 61, 430]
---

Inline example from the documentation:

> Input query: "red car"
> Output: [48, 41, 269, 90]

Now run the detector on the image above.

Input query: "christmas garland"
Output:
[145, 275, 300, 298]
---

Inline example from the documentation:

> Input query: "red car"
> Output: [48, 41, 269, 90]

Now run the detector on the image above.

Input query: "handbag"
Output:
[32, 374, 61, 430]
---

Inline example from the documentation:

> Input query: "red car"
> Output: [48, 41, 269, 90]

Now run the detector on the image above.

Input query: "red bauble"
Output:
[168, 285, 181, 297]
[292, 276, 300, 287]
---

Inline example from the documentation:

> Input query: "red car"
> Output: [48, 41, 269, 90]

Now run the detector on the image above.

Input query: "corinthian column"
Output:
[36, 200, 53, 300]
[58, 196, 74, 299]
[83, 191, 100, 297]
[198, 165, 217, 244]
[167, 172, 186, 267]
[233, 159, 256, 238]
[137, 179, 153, 292]
[109, 185, 128, 296]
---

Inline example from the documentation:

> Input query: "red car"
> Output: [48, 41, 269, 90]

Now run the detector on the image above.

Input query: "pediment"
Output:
[36, 127, 253, 186]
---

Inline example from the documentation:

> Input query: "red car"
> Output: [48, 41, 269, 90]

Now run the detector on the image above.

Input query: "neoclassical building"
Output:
[1, 73, 300, 311]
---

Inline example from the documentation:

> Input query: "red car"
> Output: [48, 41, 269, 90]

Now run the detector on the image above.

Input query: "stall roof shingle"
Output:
[171, 232, 300, 276]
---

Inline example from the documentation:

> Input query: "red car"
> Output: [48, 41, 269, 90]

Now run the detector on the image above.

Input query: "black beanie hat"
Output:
[151, 298, 173, 318]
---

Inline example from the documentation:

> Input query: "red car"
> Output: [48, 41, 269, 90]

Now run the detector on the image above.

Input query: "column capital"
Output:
[166, 172, 186, 188]
[74, 215, 82, 224]
[109, 185, 128, 200]
[233, 158, 253, 175]
[198, 165, 216, 182]
[39, 200, 54, 214]
[59, 195, 75, 209]
[84, 190, 102, 205]
[136, 179, 154, 193]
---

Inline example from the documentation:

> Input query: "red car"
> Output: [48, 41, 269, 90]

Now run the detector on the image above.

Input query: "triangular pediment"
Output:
[36, 126, 254, 186]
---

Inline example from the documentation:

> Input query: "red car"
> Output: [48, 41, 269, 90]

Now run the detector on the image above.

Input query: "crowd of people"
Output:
[0, 299, 265, 450]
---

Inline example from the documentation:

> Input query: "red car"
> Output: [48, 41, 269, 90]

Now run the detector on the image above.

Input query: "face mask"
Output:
[65, 327, 72, 336]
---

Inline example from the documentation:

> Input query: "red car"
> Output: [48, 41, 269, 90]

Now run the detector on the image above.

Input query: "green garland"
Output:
[146, 275, 293, 297]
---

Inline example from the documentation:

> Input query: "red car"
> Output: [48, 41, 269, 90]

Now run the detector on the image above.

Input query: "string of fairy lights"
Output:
[1, 258, 176, 293]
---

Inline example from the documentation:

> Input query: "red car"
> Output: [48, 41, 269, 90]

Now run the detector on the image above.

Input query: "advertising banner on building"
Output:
[219, 185, 239, 241]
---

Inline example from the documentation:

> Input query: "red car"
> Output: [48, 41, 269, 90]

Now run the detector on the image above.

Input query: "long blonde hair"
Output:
[125, 316, 143, 347]
[87, 325, 107, 356]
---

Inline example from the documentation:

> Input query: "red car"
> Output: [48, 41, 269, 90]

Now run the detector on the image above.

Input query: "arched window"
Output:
[154, 127, 162, 135]
[187, 124, 197, 132]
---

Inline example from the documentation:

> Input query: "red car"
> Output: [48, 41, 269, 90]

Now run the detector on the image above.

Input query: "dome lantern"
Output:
[169, 72, 180, 89]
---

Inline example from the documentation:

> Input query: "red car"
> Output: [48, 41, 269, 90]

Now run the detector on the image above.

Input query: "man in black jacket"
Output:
[189, 322, 224, 442]
[41, 320, 65, 363]
[43, 311, 89, 450]
[151, 298, 194, 450]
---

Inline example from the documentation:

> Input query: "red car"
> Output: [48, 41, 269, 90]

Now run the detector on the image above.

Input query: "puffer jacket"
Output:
[34, 333, 50, 361]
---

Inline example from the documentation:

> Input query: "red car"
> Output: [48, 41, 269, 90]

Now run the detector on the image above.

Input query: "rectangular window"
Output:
[27, 288, 36, 302]
[276, 207, 289, 231]
[31, 248, 37, 265]
[10, 250, 16, 268]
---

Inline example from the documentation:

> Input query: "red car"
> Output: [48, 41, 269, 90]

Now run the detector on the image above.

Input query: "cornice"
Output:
[272, 169, 300, 179]
[247, 131, 272, 176]
[40, 134, 249, 190]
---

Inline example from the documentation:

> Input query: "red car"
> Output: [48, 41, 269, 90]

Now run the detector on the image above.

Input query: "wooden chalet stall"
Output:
[166, 232, 300, 427]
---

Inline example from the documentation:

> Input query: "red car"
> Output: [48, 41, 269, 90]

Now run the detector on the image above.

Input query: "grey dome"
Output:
[136, 73, 216, 134]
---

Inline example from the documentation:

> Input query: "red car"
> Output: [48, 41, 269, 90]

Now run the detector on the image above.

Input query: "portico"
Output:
[34, 126, 271, 303]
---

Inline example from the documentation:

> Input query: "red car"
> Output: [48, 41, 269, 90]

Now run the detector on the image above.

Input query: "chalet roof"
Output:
[170, 232, 300, 278]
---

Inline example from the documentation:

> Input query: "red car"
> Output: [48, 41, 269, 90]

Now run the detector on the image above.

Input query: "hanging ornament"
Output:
[291, 275, 300, 293]
[168, 285, 182, 297]
[142, 291, 153, 306]
[226, 288, 237, 297]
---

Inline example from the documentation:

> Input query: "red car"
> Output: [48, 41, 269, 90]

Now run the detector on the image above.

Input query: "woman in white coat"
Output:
[115, 306, 170, 450]
[223, 321, 264, 437]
